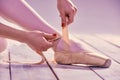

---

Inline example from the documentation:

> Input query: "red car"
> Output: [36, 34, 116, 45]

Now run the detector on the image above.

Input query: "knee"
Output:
[0, 38, 7, 53]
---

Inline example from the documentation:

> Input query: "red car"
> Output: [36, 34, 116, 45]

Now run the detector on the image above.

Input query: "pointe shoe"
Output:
[54, 39, 111, 68]
[54, 52, 111, 68]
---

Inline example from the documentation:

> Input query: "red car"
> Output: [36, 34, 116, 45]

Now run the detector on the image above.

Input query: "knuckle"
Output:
[69, 20, 73, 24]
[73, 7, 77, 14]
[75, 8, 77, 12]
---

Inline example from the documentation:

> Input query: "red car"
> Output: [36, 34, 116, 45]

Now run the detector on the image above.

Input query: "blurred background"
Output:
[1, 0, 120, 34]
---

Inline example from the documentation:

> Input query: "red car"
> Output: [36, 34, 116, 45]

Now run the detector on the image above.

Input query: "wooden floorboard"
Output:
[0, 64, 10, 80]
[95, 34, 120, 48]
[44, 48, 102, 80]
[0, 51, 10, 80]
[1, 34, 120, 80]
[74, 34, 120, 80]
[9, 44, 57, 80]
[10, 63, 57, 80]
[90, 61, 120, 80]
[75, 34, 120, 64]
[50, 63, 102, 80]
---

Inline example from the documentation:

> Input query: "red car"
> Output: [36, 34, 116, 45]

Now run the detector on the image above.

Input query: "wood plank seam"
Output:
[95, 35, 120, 48]
[93, 35, 120, 64]
[43, 49, 103, 80]
[89, 67, 105, 80]
[42, 53, 60, 80]
[72, 35, 111, 80]
[8, 50, 12, 80]
[69, 34, 120, 80]
[71, 35, 105, 80]
[79, 38, 120, 64]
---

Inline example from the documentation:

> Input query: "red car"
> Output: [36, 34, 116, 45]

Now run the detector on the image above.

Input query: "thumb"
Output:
[42, 33, 57, 40]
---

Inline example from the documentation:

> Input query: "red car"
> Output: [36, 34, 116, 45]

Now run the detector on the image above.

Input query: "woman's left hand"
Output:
[25, 31, 57, 52]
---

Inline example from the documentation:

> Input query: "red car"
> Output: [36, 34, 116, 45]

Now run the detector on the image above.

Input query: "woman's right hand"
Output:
[57, 0, 77, 27]
[25, 31, 57, 52]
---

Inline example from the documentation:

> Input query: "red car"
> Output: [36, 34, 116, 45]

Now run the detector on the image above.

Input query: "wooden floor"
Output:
[0, 34, 120, 80]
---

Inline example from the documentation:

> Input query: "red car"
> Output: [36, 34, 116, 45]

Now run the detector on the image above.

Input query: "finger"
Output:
[42, 33, 57, 40]
[74, 7, 77, 13]
[67, 7, 77, 25]
[60, 13, 67, 27]
[67, 13, 74, 25]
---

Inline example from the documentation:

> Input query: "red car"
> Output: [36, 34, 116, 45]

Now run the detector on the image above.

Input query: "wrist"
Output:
[0, 23, 28, 43]
[20, 31, 35, 44]
[18, 31, 28, 43]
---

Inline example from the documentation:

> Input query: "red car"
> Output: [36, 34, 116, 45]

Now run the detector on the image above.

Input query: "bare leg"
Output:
[0, 0, 60, 35]
[0, 0, 111, 67]
[0, 0, 88, 52]
[0, 0, 62, 52]
[0, 38, 7, 53]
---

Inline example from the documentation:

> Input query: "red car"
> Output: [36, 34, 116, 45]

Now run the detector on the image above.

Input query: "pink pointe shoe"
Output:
[53, 38, 111, 68]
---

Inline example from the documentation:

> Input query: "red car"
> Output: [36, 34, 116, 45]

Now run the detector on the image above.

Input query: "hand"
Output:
[57, 0, 77, 27]
[0, 23, 57, 53]
[25, 31, 56, 52]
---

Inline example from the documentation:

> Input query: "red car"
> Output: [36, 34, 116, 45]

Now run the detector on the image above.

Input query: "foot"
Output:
[53, 38, 111, 68]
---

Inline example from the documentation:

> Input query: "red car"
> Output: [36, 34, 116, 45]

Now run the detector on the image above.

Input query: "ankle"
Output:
[52, 37, 71, 52]
[52, 36, 62, 51]
[52, 38, 90, 53]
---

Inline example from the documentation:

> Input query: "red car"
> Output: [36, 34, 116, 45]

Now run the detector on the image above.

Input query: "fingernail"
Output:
[62, 23, 65, 27]
[53, 33, 57, 36]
